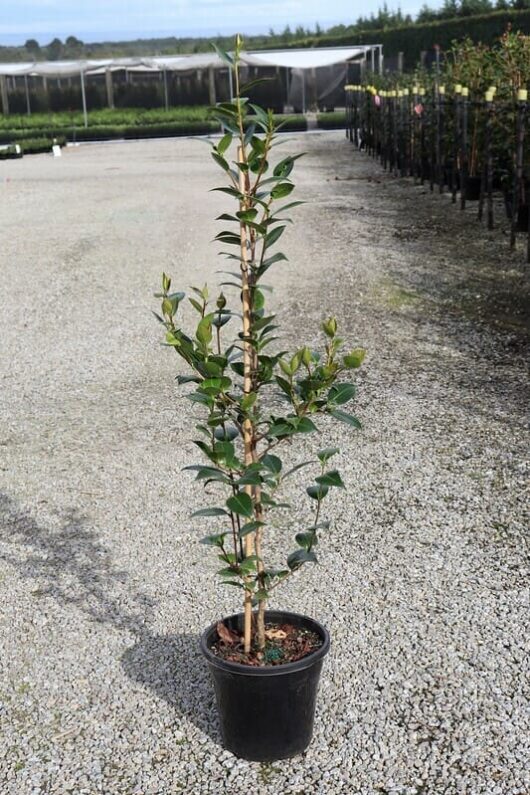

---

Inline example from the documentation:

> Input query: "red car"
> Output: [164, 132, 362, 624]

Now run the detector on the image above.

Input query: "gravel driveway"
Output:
[0, 131, 528, 795]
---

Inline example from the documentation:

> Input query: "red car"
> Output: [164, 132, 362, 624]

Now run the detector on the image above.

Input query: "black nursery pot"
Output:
[200, 610, 330, 762]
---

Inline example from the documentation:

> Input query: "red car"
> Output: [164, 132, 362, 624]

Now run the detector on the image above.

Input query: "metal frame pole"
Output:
[24, 74, 31, 116]
[80, 68, 88, 128]
[163, 69, 169, 111]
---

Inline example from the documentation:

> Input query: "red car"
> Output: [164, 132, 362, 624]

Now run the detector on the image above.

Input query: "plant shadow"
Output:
[121, 632, 220, 743]
[0, 491, 220, 745]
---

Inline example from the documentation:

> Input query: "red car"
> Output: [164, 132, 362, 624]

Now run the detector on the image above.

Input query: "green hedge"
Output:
[290, 9, 530, 69]
[20, 137, 66, 154]
[0, 106, 212, 131]
[0, 115, 307, 145]
[317, 112, 347, 130]
[0, 144, 21, 160]
[0, 137, 66, 157]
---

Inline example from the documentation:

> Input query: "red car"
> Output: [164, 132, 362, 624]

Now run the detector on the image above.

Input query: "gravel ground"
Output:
[0, 131, 529, 795]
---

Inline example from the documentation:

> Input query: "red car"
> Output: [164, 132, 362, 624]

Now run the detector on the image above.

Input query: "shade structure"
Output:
[0, 45, 379, 77]
[243, 46, 374, 70]
[0, 44, 381, 123]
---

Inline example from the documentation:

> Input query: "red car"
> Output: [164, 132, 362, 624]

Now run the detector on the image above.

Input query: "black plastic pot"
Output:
[200, 610, 330, 762]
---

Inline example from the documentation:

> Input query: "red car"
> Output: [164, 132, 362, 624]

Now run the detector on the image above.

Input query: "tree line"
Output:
[1, 0, 530, 63]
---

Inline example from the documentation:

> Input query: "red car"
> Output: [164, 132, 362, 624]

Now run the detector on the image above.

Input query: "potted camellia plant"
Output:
[154, 36, 365, 762]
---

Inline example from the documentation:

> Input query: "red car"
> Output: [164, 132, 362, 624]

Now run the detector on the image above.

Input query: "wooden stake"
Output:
[239, 145, 255, 655]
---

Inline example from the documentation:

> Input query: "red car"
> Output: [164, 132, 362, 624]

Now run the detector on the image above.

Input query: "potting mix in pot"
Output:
[153, 36, 364, 761]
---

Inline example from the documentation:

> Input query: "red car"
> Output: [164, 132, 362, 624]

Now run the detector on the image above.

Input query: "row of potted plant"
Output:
[344, 30, 530, 254]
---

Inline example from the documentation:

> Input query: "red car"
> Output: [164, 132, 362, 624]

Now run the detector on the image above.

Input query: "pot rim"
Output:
[200, 609, 330, 677]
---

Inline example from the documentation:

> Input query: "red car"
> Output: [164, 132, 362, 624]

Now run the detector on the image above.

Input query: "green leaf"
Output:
[199, 376, 232, 395]
[237, 208, 258, 223]
[241, 392, 257, 411]
[217, 567, 239, 578]
[211, 42, 234, 67]
[296, 417, 318, 433]
[211, 186, 243, 199]
[189, 297, 203, 314]
[253, 589, 269, 602]
[343, 348, 366, 369]
[261, 454, 282, 475]
[191, 507, 228, 517]
[306, 484, 329, 501]
[264, 225, 286, 249]
[188, 392, 213, 406]
[328, 383, 356, 405]
[271, 182, 295, 200]
[317, 447, 340, 464]
[213, 440, 238, 467]
[275, 375, 292, 397]
[295, 531, 317, 550]
[237, 470, 263, 486]
[226, 492, 254, 518]
[260, 252, 288, 274]
[316, 469, 345, 488]
[196, 316, 213, 346]
[240, 555, 259, 574]
[183, 465, 229, 483]
[176, 374, 200, 385]
[287, 549, 318, 570]
[211, 151, 229, 171]
[329, 409, 362, 429]
[273, 153, 304, 178]
[268, 421, 295, 438]
[276, 200, 305, 214]
[217, 132, 233, 155]
[239, 520, 265, 538]
[201, 533, 227, 547]
[241, 76, 273, 93]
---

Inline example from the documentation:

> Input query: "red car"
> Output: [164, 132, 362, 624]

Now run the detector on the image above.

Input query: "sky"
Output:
[0, 0, 430, 46]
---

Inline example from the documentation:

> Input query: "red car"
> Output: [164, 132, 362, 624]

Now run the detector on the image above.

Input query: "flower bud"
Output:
[301, 347, 312, 367]
[322, 317, 338, 338]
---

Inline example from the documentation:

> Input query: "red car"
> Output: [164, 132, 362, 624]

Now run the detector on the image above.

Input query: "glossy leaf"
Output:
[191, 507, 228, 517]
[329, 409, 362, 429]
[306, 484, 329, 500]
[239, 520, 265, 537]
[328, 383, 356, 405]
[295, 531, 317, 550]
[287, 549, 318, 570]
[316, 469, 345, 488]
[317, 447, 340, 463]
[201, 533, 227, 547]
[261, 454, 282, 474]
[271, 182, 295, 200]
[226, 492, 254, 518]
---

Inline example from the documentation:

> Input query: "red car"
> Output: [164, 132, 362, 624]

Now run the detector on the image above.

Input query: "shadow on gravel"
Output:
[0, 491, 154, 633]
[121, 633, 220, 744]
[0, 491, 220, 744]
